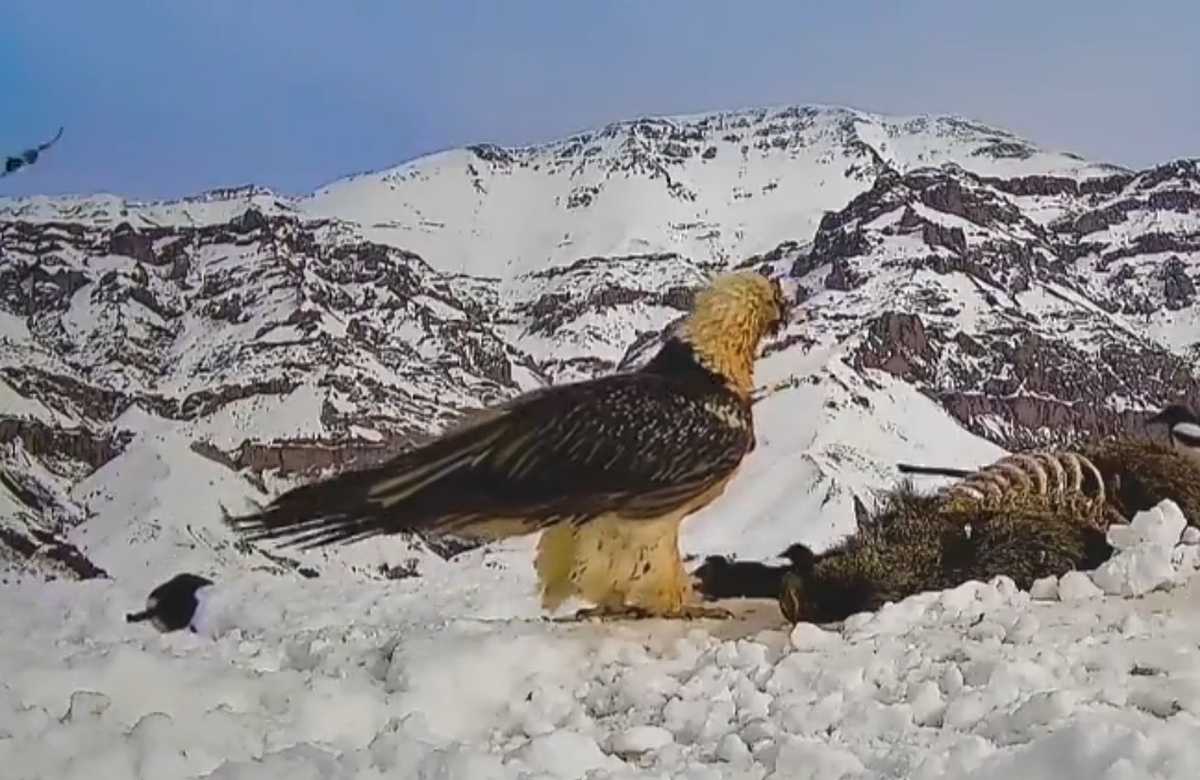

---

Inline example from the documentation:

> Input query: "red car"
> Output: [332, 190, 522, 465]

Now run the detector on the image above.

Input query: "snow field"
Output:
[3, 500, 1200, 779]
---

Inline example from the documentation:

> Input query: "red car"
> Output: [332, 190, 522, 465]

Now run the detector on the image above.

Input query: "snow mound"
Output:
[4, 501, 1200, 779]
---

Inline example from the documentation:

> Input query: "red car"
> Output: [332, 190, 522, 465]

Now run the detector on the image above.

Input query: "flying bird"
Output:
[229, 270, 797, 621]
[2, 126, 64, 177]
[1146, 403, 1200, 465]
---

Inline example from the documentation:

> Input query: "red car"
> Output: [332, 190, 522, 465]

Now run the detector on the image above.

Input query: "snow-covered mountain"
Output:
[2, 103, 1198, 586]
[299, 106, 1121, 278]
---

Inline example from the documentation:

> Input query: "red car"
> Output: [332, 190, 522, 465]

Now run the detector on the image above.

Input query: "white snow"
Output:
[0, 187, 297, 231]
[1094, 503, 1190, 597]
[4, 501, 1200, 779]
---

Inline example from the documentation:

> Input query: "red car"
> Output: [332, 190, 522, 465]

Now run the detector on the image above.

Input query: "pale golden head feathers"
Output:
[678, 270, 796, 398]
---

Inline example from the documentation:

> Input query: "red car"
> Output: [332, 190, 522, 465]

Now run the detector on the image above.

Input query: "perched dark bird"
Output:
[2, 127, 63, 177]
[1146, 404, 1200, 465]
[229, 270, 796, 621]
[692, 543, 820, 601]
[125, 573, 214, 633]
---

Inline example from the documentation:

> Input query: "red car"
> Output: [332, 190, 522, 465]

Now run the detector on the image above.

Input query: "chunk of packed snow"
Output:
[788, 622, 841, 651]
[610, 724, 675, 754]
[1028, 576, 1059, 601]
[1091, 546, 1177, 597]
[1173, 544, 1200, 572]
[1093, 501, 1189, 597]
[1106, 499, 1187, 552]
[1055, 570, 1105, 602]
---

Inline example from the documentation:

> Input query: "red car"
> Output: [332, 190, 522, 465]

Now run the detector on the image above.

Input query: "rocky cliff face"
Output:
[799, 161, 1200, 448]
[0, 207, 540, 580]
[1, 105, 1196, 581]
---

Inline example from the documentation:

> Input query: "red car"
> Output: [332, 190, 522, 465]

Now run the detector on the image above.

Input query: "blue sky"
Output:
[2, 0, 1197, 200]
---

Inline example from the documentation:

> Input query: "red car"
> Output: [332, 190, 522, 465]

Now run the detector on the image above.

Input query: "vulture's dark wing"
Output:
[228, 373, 754, 549]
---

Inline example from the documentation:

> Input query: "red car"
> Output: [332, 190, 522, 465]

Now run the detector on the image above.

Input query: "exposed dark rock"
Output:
[1161, 256, 1197, 310]
[0, 417, 130, 475]
[851, 312, 936, 383]
[107, 222, 157, 264]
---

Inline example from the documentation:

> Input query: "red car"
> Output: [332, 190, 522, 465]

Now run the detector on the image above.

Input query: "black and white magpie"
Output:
[125, 572, 214, 633]
[1146, 404, 1200, 461]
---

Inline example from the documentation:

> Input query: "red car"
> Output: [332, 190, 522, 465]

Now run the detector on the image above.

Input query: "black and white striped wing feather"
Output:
[228, 374, 754, 550]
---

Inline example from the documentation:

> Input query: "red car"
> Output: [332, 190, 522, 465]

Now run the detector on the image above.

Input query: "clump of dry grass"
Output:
[778, 485, 1112, 624]
[1076, 438, 1200, 524]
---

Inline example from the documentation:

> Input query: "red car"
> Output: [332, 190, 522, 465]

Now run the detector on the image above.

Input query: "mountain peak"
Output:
[301, 103, 1125, 280]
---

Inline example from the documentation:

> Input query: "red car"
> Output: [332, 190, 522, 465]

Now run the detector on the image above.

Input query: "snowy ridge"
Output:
[0, 106, 1121, 272]
[0, 185, 298, 230]
[301, 105, 1124, 278]
[3, 501, 1200, 779]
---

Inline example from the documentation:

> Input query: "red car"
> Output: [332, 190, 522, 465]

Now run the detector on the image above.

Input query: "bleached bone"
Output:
[941, 449, 1106, 509]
